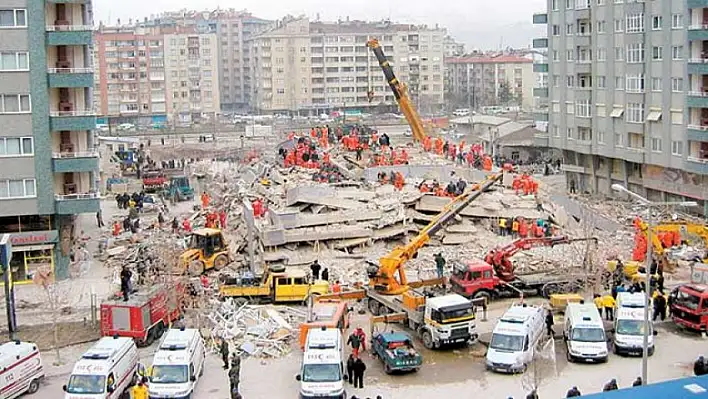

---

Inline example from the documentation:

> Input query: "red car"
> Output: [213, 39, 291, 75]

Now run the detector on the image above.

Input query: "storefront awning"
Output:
[12, 244, 54, 252]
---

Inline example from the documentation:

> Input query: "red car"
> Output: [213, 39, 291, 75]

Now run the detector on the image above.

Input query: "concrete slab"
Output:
[550, 194, 621, 231]
[270, 209, 382, 229]
[442, 233, 477, 245]
[332, 237, 370, 250]
[373, 224, 417, 240]
[446, 223, 478, 234]
[364, 165, 489, 183]
[260, 225, 373, 246]
[286, 186, 362, 209]
[415, 195, 544, 219]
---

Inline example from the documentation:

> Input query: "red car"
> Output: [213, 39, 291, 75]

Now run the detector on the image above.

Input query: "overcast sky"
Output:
[94, 0, 546, 50]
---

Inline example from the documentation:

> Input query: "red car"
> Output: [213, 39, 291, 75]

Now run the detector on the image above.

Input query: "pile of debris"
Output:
[204, 299, 308, 358]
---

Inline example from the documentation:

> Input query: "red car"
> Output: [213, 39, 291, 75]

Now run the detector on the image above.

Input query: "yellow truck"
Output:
[218, 268, 329, 303]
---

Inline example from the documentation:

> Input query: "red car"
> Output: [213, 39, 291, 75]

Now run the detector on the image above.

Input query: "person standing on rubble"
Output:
[171, 217, 179, 234]
[310, 260, 322, 281]
[157, 212, 165, 228]
[434, 253, 446, 279]
[535, 194, 544, 212]
[220, 337, 230, 369]
[96, 209, 105, 228]
[219, 210, 227, 229]
[321, 268, 329, 282]
[120, 266, 132, 302]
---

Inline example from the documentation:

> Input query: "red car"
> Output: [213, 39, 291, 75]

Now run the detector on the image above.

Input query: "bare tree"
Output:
[32, 268, 67, 365]
[521, 336, 557, 396]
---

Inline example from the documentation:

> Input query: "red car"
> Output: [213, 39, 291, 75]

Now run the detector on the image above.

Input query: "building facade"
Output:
[445, 55, 535, 111]
[533, 0, 707, 213]
[163, 32, 220, 123]
[247, 17, 446, 115]
[443, 34, 465, 57]
[94, 26, 169, 127]
[1, 0, 99, 282]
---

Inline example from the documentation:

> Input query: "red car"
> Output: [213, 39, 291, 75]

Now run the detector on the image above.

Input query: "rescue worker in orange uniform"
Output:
[400, 149, 409, 164]
[393, 172, 404, 191]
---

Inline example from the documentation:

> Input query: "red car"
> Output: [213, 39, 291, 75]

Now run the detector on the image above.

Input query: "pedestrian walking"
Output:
[632, 376, 643, 387]
[352, 357, 366, 389]
[346, 354, 355, 384]
[653, 292, 667, 321]
[602, 294, 616, 321]
[96, 209, 105, 228]
[545, 308, 555, 337]
[229, 355, 241, 398]
[434, 253, 446, 279]
[566, 386, 582, 397]
[220, 337, 230, 369]
[120, 266, 132, 302]
[310, 260, 322, 280]
[347, 331, 362, 357]
[321, 268, 329, 282]
[593, 294, 604, 318]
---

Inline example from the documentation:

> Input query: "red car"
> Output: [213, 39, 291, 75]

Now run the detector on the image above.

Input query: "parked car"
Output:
[371, 332, 422, 374]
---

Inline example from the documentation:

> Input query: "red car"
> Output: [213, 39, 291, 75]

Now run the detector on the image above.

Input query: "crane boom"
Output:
[367, 38, 427, 142]
[371, 171, 507, 295]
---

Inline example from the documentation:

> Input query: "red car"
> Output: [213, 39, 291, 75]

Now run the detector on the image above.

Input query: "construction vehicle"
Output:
[367, 38, 427, 143]
[165, 175, 194, 202]
[670, 283, 708, 334]
[315, 172, 509, 349]
[450, 236, 597, 301]
[142, 170, 168, 193]
[219, 266, 329, 303]
[179, 228, 232, 275]
[633, 219, 708, 263]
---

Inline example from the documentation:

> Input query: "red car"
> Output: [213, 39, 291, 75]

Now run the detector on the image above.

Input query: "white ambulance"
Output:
[0, 340, 44, 398]
[63, 336, 141, 399]
[148, 328, 206, 399]
[486, 303, 546, 373]
[296, 349, 346, 399]
[563, 302, 608, 363]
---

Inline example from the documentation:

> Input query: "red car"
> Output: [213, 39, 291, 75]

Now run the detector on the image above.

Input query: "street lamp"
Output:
[611, 184, 697, 385]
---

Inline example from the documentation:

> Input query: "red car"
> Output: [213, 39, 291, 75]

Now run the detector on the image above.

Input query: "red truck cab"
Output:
[450, 259, 500, 300]
[671, 284, 708, 333]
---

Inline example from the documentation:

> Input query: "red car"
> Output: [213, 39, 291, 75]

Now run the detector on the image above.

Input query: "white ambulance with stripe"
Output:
[63, 336, 141, 399]
[0, 340, 44, 399]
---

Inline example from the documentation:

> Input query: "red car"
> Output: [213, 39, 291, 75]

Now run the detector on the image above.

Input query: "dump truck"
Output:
[219, 266, 330, 303]
[165, 175, 194, 202]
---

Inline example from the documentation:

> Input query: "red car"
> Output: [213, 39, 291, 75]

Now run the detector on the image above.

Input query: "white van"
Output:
[296, 327, 346, 399]
[453, 108, 470, 117]
[486, 303, 546, 373]
[563, 302, 608, 363]
[617, 292, 650, 309]
[0, 341, 44, 398]
[63, 336, 141, 398]
[148, 328, 206, 399]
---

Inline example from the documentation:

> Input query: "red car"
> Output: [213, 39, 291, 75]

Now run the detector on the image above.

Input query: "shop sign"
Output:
[9, 231, 58, 246]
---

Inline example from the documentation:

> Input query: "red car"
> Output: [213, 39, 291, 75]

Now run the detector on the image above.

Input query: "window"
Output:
[552, 0, 559, 10]
[566, 50, 574, 61]
[0, 9, 26, 27]
[597, 48, 607, 61]
[651, 77, 662, 91]
[567, 75, 575, 87]
[671, 140, 683, 156]
[597, 21, 606, 33]
[566, 102, 575, 114]
[552, 25, 560, 36]
[566, 0, 572, 9]
[652, 46, 662, 60]
[553, 126, 560, 137]
[614, 47, 624, 61]
[0, 179, 35, 199]
[576, 0, 590, 9]
[553, 50, 559, 62]
[672, 46, 683, 60]
[598, 130, 606, 143]
[626, 74, 645, 93]
[553, 75, 560, 87]
[596, 76, 606, 88]
[652, 15, 662, 30]
[598, 0, 605, 4]
[626, 103, 645, 123]
[566, 24, 574, 35]
[552, 102, 561, 113]
[615, 76, 624, 90]
[0, 94, 30, 113]
[577, 127, 592, 141]
[671, 78, 683, 92]
[651, 137, 662, 152]
[626, 14, 644, 33]
[627, 43, 645, 63]
[671, 14, 683, 29]
[614, 131, 624, 147]
[0, 137, 33, 156]
[567, 128, 574, 139]
[0, 52, 28, 70]
[614, 19, 623, 33]
[671, 110, 683, 124]
[575, 100, 591, 117]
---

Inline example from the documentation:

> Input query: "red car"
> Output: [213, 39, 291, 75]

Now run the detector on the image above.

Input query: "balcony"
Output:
[55, 192, 100, 215]
[534, 132, 549, 147]
[687, 91, 708, 108]
[533, 63, 548, 73]
[622, 148, 646, 164]
[685, 156, 708, 174]
[688, 58, 708, 74]
[46, 25, 93, 46]
[532, 13, 547, 24]
[534, 111, 549, 122]
[533, 87, 549, 97]
[532, 38, 548, 49]
[49, 110, 96, 131]
[688, 124, 708, 141]
[47, 67, 93, 88]
[688, 0, 708, 7]
[688, 24, 708, 41]
[52, 151, 99, 173]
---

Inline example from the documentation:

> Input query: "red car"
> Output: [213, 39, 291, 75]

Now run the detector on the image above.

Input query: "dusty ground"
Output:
[10, 321, 100, 352]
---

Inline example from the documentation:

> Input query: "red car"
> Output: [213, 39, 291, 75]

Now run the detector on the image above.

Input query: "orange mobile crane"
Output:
[367, 38, 427, 142]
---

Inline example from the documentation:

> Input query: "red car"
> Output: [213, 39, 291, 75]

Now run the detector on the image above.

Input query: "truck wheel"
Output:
[422, 330, 434, 350]
[213, 254, 229, 271]
[473, 291, 491, 303]
[378, 305, 390, 315]
[188, 260, 205, 276]
[541, 283, 560, 298]
[27, 379, 40, 394]
[384, 364, 393, 374]
[368, 300, 380, 316]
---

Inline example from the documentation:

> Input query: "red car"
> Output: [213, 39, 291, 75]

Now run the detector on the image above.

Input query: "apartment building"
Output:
[443, 35, 465, 57]
[445, 55, 535, 111]
[94, 26, 169, 126]
[533, 0, 707, 213]
[164, 32, 220, 123]
[247, 17, 446, 114]
[0, 0, 99, 282]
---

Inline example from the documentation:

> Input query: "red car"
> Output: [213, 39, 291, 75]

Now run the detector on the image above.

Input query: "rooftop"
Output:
[446, 55, 532, 64]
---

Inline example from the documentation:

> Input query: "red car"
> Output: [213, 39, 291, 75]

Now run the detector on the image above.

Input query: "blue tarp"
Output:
[582, 375, 708, 399]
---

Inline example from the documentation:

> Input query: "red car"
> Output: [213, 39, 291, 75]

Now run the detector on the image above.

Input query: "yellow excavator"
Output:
[367, 38, 427, 143]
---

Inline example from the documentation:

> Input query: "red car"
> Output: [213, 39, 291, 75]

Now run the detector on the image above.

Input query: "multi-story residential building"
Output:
[164, 32, 220, 123]
[445, 55, 535, 111]
[443, 35, 465, 57]
[0, 0, 99, 282]
[533, 0, 707, 214]
[94, 26, 169, 127]
[248, 17, 446, 115]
